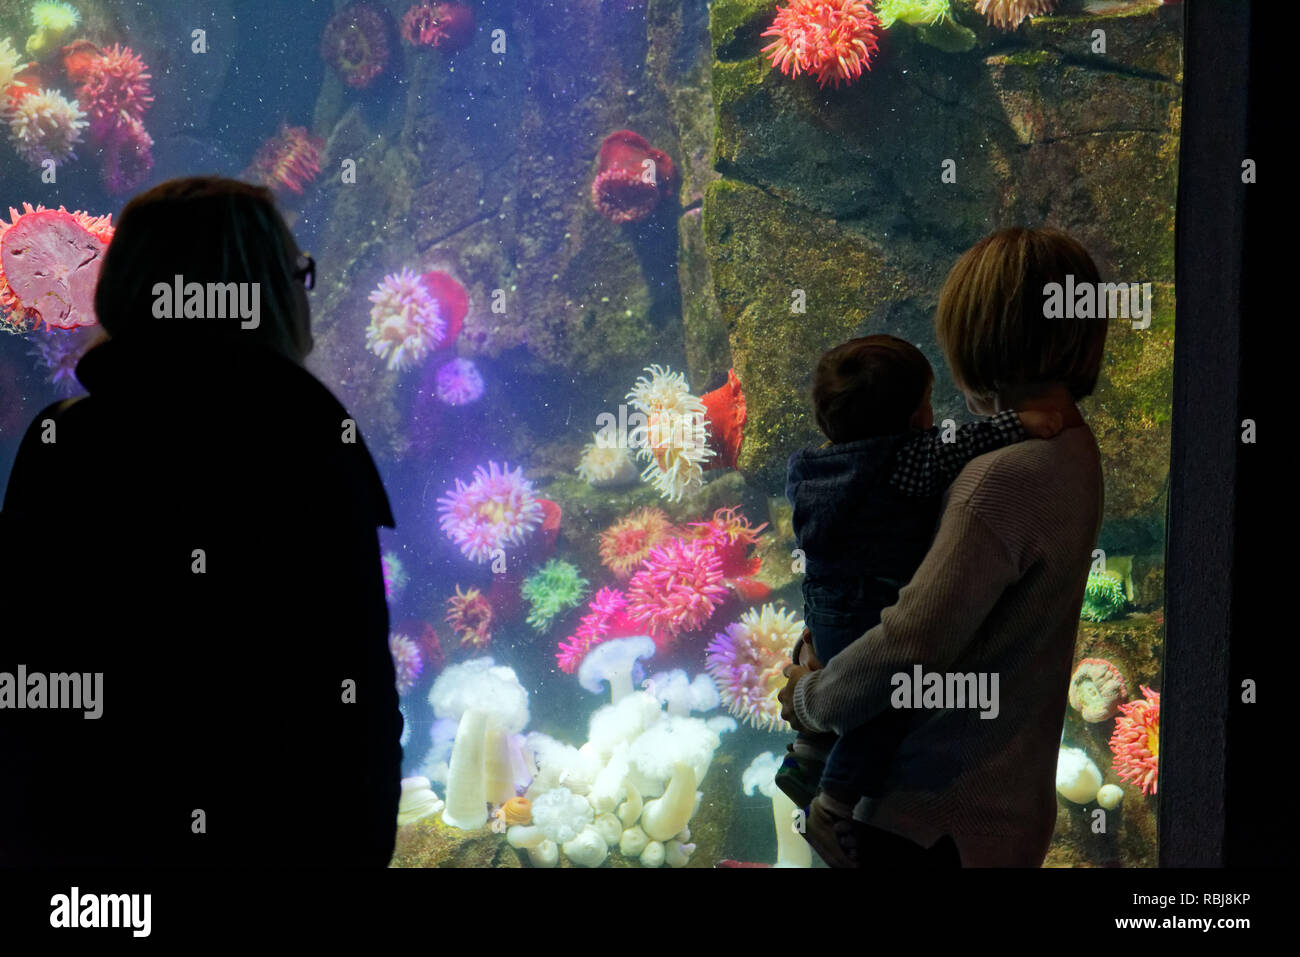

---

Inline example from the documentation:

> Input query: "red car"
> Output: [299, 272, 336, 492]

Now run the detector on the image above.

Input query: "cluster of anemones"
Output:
[444, 585, 494, 649]
[437, 461, 545, 563]
[1109, 685, 1159, 796]
[366, 267, 447, 372]
[242, 123, 325, 196]
[75, 43, 155, 194]
[705, 604, 804, 732]
[626, 364, 715, 502]
[598, 507, 678, 580]
[762, 0, 881, 89]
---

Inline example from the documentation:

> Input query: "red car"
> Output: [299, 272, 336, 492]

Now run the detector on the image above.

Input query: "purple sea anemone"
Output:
[436, 461, 545, 563]
[435, 357, 484, 406]
[389, 633, 424, 695]
[705, 604, 803, 732]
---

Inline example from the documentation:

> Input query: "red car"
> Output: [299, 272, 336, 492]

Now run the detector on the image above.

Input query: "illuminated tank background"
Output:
[0, 0, 1180, 867]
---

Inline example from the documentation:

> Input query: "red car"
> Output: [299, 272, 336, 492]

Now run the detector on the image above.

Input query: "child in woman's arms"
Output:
[778, 335, 1061, 815]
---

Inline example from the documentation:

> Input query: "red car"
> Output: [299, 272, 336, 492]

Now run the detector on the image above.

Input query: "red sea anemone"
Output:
[688, 505, 770, 602]
[60, 40, 101, 85]
[445, 585, 494, 649]
[625, 538, 728, 640]
[242, 124, 325, 195]
[591, 130, 678, 225]
[421, 270, 468, 349]
[0, 204, 112, 331]
[76, 43, 153, 144]
[762, 0, 880, 89]
[401, 2, 476, 52]
[1109, 685, 1159, 796]
[598, 507, 678, 581]
[700, 368, 746, 470]
[322, 3, 392, 88]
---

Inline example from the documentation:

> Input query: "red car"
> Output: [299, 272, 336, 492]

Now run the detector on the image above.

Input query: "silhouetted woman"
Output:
[0, 178, 401, 867]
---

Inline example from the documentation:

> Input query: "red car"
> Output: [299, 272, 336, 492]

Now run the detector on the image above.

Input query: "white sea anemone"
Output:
[625, 364, 714, 501]
[6, 87, 86, 167]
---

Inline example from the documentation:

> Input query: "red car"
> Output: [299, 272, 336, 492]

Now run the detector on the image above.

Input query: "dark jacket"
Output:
[0, 334, 401, 867]
[785, 435, 941, 583]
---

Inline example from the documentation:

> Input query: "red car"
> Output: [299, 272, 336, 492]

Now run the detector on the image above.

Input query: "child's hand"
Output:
[796, 627, 823, 670]
[1017, 410, 1064, 439]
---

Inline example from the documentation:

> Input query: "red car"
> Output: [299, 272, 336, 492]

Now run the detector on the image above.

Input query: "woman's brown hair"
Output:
[935, 228, 1107, 402]
[93, 177, 312, 361]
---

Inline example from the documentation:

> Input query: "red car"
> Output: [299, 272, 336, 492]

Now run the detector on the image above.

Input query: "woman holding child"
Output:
[777, 228, 1107, 868]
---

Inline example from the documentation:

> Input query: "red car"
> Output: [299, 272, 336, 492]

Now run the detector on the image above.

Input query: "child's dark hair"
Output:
[812, 335, 933, 443]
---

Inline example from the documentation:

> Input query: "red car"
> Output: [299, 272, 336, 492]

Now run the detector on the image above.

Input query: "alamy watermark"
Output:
[593, 405, 708, 451]
[891, 665, 999, 719]
[1043, 275, 1153, 330]
[0, 666, 102, 718]
[152, 275, 260, 329]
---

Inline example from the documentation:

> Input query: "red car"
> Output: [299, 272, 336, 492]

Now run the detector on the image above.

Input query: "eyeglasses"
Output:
[294, 253, 315, 291]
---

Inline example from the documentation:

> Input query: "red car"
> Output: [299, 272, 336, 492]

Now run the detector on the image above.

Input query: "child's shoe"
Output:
[774, 744, 825, 809]
[802, 791, 859, 868]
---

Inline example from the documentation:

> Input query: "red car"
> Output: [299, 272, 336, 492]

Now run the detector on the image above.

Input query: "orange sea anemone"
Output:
[498, 795, 531, 827]
[598, 507, 677, 580]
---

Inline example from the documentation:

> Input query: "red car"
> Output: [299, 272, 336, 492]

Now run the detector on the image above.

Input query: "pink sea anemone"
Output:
[75, 43, 153, 143]
[322, 2, 392, 88]
[762, 0, 880, 89]
[389, 633, 424, 695]
[366, 267, 446, 371]
[401, 2, 476, 52]
[598, 507, 677, 581]
[434, 357, 484, 406]
[591, 130, 678, 224]
[705, 603, 804, 732]
[0, 204, 113, 332]
[242, 123, 325, 196]
[556, 587, 658, 674]
[1109, 685, 1159, 796]
[974, 0, 1057, 31]
[1068, 657, 1128, 723]
[437, 461, 545, 563]
[444, 585, 494, 649]
[625, 537, 728, 640]
[5, 86, 86, 166]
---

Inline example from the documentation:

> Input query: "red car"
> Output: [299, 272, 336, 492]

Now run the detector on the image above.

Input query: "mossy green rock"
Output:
[706, 0, 1181, 522]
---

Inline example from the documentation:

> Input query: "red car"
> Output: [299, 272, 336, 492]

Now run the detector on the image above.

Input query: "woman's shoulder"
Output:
[946, 426, 1102, 535]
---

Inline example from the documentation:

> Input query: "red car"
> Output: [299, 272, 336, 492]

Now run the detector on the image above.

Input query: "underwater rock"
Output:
[389, 815, 522, 868]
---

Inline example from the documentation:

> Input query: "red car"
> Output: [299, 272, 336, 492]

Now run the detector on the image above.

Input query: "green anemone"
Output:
[875, 0, 952, 29]
[1080, 571, 1128, 622]
[521, 559, 589, 632]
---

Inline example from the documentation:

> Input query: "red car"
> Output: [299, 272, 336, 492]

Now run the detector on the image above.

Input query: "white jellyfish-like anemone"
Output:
[397, 776, 445, 827]
[524, 732, 603, 797]
[646, 670, 720, 717]
[743, 752, 811, 868]
[576, 432, 641, 488]
[429, 658, 531, 829]
[507, 785, 596, 858]
[1055, 745, 1103, 805]
[587, 690, 664, 760]
[578, 635, 657, 704]
[627, 714, 722, 798]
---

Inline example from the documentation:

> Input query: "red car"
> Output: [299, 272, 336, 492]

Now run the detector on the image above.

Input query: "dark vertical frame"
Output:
[1159, 0, 1251, 867]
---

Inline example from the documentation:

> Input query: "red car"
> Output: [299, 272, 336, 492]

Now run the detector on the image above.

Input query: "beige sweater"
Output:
[793, 424, 1103, 867]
